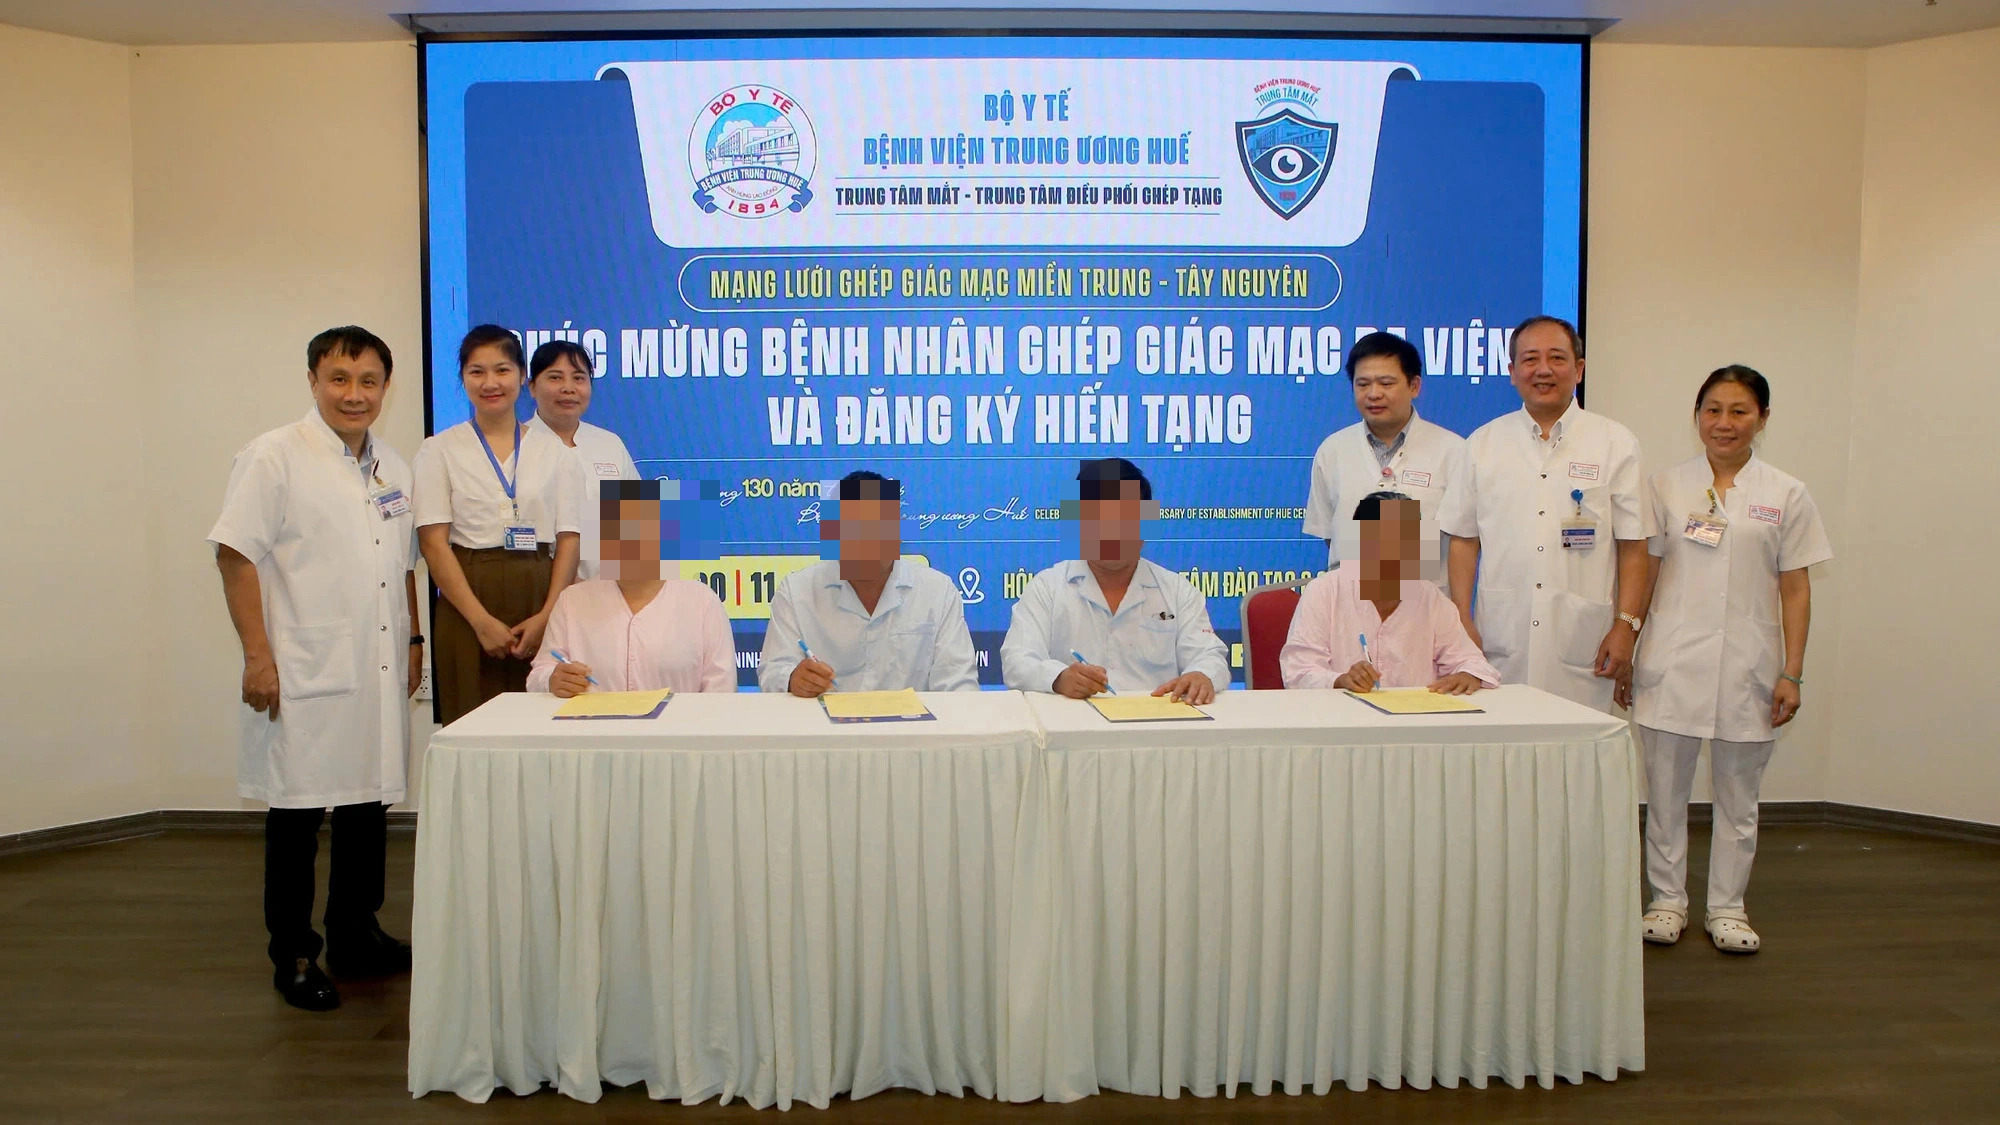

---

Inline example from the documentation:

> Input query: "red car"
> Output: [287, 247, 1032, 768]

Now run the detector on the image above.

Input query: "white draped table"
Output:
[1021, 686, 1644, 1100]
[406, 690, 1050, 1109]
[408, 685, 1643, 1108]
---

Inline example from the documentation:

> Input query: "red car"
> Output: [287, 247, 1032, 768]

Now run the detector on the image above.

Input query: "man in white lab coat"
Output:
[209, 326, 422, 1011]
[1440, 316, 1652, 710]
[523, 339, 640, 581]
[1002, 458, 1230, 702]
[1302, 331, 1467, 580]
[759, 471, 979, 695]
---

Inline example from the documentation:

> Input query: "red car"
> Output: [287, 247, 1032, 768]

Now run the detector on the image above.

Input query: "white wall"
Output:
[0, 25, 153, 835]
[1825, 27, 2000, 823]
[3, 25, 1996, 831]
[1586, 44, 1866, 803]
[129, 41, 433, 811]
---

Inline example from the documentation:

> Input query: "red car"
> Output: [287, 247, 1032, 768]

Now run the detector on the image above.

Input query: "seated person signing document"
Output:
[1282, 492, 1498, 695]
[529, 479, 734, 697]
[1002, 458, 1230, 703]
[758, 471, 979, 696]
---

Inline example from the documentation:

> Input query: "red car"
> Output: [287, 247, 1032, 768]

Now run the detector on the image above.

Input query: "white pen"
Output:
[1359, 633, 1374, 688]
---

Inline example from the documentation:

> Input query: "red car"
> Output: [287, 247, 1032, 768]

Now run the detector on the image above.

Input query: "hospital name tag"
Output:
[1682, 513, 1727, 547]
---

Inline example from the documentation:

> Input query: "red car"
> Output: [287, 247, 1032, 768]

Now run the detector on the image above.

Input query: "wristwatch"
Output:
[1617, 612, 1644, 633]
[409, 634, 426, 646]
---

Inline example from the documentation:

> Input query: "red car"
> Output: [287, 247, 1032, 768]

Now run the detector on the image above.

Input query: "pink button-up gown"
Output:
[1279, 569, 1499, 690]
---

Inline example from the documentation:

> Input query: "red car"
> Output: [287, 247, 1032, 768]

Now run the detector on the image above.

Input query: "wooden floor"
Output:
[1, 824, 1996, 1124]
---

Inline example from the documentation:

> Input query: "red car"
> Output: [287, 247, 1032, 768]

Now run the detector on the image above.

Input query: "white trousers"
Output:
[1638, 725, 1776, 921]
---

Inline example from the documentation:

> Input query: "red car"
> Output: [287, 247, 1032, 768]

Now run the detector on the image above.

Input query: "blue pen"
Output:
[1359, 633, 1375, 688]
[548, 649, 600, 687]
[1070, 650, 1117, 695]
[798, 639, 837, 688]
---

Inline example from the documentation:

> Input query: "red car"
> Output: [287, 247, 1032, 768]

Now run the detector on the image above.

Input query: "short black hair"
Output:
[599, 477, 660, 520]
[839, 470, 900, 500]
[458, 324, 524, 372]
[306, 326, 392, 378]
[530, 339, 593, 379]
[1509, 315, 1583, 361]
[1345, 331, 1421, 382]
[1696, 364, 1770, 412]
[1352, 490, 1418, 522]
[1076, 457, 1153, 501]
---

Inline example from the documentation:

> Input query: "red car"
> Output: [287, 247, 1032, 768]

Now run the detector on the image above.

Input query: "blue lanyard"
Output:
[473, 421, 522, 514]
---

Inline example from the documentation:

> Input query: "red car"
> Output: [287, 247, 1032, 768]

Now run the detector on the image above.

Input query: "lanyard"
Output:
[474, 421, 523, 517]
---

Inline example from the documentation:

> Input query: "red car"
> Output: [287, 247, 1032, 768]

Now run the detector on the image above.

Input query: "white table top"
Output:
[430, 689, 1045, 754]
[433, 685, 1627, 755]
[1026, 685, 1630, 750]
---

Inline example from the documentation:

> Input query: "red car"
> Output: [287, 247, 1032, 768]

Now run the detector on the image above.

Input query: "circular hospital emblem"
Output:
[687, 84, 817, 218]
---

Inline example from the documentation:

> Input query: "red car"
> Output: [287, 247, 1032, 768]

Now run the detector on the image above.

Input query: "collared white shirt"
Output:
[1439, 401, 1650, 710]
[1632, 454, 1831, 742]
[758, 559, 979, 693]
[207, 410, 415, 807]
[1303, 412, 1467, 575]
[525, 413, 640, 581]
[1001, 558, 1231, 694]
[411, 419, 583, 549]
[526, 579, 735, 694]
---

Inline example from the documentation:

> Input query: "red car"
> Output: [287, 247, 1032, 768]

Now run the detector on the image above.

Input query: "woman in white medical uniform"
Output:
[1617, 366, 1831, 953]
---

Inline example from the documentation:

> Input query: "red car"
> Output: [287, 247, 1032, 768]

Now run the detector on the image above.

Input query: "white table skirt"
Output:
[1023, 687, 1644, 1099]
[407, 691, 1050, 1109]
[409, 686, 1643, 1109]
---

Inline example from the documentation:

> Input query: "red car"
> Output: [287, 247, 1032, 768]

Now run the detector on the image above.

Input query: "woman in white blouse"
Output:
[413, 324, 583, 723]
[528, 478, 735, 696]
[1617, 366, 1832, 954]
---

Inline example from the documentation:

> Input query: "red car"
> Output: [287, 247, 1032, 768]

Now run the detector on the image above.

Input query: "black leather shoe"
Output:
[274, 958, 340, 1011]
[326, 925, 412, 978]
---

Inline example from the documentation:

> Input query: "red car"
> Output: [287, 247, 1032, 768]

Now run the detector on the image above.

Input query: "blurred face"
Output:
[308, 348, 388, 447]
[1509, 322, 1583, 416]
[1358, 498, 1423, 585]
[598, 497, 662, 580]
[1080, 482, 1152, 573]
[461, 343, 522, 419]
[1696, 380, 1767, 460]
[826, 496, 901, 583]
[1351, 354, 1418, 432]
[530, 354, 592, 426]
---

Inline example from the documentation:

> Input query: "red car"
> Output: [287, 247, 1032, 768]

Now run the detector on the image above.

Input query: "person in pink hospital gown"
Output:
[1280, 491, 1498, 694]
[528, 479, 735, 696]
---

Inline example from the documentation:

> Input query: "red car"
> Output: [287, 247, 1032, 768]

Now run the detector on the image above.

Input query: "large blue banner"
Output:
[422, 34, 1585, 686]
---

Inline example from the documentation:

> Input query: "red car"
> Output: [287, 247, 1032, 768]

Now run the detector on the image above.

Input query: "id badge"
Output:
[370, 487, 408, 520]
[1682, 513, 1727, 547]
[1560, 519, 1597, 550]
[503, 525, 538, 551]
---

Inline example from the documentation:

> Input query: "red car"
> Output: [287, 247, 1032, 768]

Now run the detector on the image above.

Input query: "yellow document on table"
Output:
[553, 688, 674, 720]
[820, 688, 936, 723]
[1088, 695, 1213, 723]
[1346, 688, 1485, 715]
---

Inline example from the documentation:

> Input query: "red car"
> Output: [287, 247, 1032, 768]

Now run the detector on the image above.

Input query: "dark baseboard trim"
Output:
[0, 808, 420, 859]
[6, 801, 1995, 861]
[1643, 800, 2000, 845]
[1819, 802, 2000, 845]
[0, 812, 166, 859]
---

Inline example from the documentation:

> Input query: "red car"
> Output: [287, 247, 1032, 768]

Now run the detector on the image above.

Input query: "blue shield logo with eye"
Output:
[1235, 109, 1337, 220]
